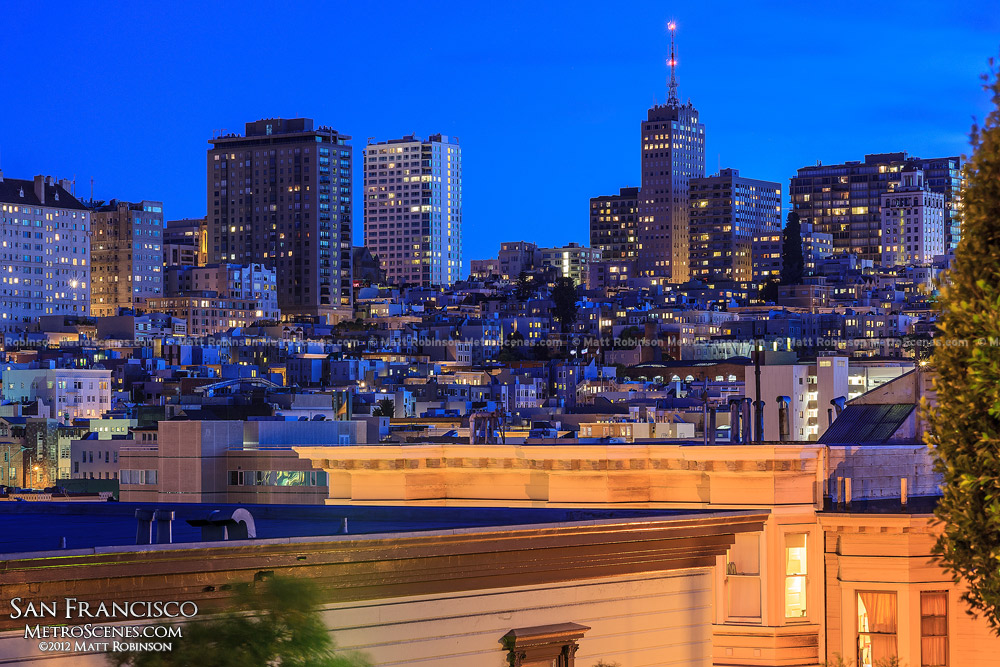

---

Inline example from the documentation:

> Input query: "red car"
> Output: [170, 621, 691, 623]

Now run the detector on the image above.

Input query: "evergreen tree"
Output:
[372, 398, 395, 418]
[926, 58, 1000, 631]
[551, 277, 579, 333]
[780, 211, 804, 284]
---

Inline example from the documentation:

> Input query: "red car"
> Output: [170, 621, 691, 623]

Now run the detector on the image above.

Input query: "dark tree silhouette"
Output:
[780, 211, 804, 284]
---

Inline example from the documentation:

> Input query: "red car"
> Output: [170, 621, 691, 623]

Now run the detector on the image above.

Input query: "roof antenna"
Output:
[667, 21, 679, 108]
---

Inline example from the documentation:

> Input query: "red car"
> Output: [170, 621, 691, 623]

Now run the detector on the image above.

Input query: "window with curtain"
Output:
[857, 591, 897, 667]
[785, 533, 808, 619]
[921, 591, 947, 666]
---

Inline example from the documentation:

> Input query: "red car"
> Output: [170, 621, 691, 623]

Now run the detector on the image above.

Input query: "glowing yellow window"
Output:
[785, 533, 808, 619]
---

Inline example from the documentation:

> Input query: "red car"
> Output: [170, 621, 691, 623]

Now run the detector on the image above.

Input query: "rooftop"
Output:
[0, 502, 711, 557]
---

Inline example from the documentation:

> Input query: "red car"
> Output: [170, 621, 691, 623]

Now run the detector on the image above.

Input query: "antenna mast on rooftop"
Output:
[667, 21, 679, 108]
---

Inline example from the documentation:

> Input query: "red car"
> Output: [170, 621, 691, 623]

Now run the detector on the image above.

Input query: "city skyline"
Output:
[0, 1, 996, 268]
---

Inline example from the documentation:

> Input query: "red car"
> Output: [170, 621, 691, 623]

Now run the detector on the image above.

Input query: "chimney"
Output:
[740, 397, 753, 445]
[777, 396, 791, 441]
[33, 175, 45, 205]
[831, 396, 846, 418]
[708, 407, 717, 445]
[153, 509, 175, 544]
[728, 397, 742, 443]
[135, 509, 153, 545]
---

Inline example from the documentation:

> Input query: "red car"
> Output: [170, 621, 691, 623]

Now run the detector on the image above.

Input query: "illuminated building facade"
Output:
[364, 134, 462, 287]
[539, 243, 601, 286]
[164, 217, 207, 266]
[0, 174, 90, 331]
[91, 200, 164, 317]
[689, 169, 782, 283]
[639, 100, 706, 283]
[164, 262, 277, 316]
[207, 118, 353, 323]
[146, 293, 278, 336]
[790, 152, 961, 260]
[880, 169, 945, 267]
[589, 186, 639, 263]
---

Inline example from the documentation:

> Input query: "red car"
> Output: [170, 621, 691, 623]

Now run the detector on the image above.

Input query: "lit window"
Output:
[784, 533, 808, 619]
[857, 591, 897, 667]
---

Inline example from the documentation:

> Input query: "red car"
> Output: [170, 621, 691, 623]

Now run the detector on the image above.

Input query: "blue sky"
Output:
[1, 1, 996, 266]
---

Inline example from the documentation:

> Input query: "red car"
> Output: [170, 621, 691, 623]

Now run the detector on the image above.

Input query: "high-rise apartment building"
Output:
[207, 118, 353, 323]
[880, 169, 945, 266]
[590, 186, 640, 264]
[363, 134, 462, 287]
[789, 152, 961, 260]
[0, 174, 91, 331]
[91, 200, 164, 317]
[689, 169, 782, 283]
[638, 25, 705, 283]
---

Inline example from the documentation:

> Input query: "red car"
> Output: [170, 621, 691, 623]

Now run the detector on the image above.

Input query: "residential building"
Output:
[363, 134, 462, 287]
[790, 152, 961, 260]
[689, 169, 782, 283]
[1, 368, 112, 423]
[801, 222, 834, 273]
[164, 262, 277, 315]
[207, 118, 353, 322]
[90, 200, 164, 316]
[164, 217, 207, 267]
[0, 174, 91, 331]
[145, 293, 277, 336]
[638, 27, 706, 283]
[498, 241, 539, 280]
[590, 186, 640, 262]
[469, 259, 499, 279]
[539, 243, 600, 286]
[881, 168, 946, 266]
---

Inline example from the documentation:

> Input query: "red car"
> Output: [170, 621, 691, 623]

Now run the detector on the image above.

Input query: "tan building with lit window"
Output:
[289, 441, 1000, 667]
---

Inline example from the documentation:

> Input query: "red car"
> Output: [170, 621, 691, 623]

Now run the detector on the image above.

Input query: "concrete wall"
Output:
[826, 444, 940, 500]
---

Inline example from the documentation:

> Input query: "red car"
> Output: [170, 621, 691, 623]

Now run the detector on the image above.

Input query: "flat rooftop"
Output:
[0, 502, 711, 556]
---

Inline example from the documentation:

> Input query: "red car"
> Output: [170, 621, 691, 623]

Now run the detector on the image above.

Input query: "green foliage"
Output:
[874, 657, 903, 667]
[107, 576, 371, 667]
[781, 211, 804, 284]
[926, 57, 1000, 633]
[820, 654, 852, 667]
[551, 277, 579, 333]
[592, 661, 621, 667]
[372, 398, 395, 418]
